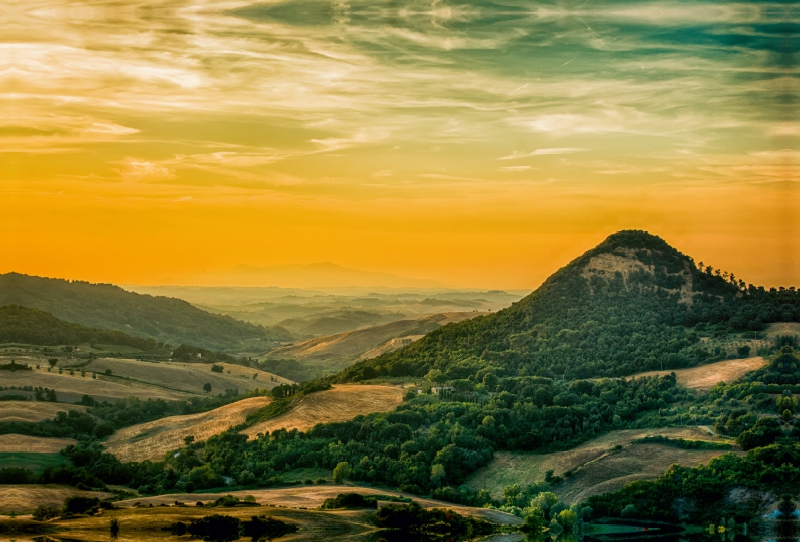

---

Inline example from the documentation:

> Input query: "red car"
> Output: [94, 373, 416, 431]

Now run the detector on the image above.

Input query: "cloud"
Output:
[116, 158, 174, 182]
[499, 148, 588, 160]
[499, 165, 532, 171]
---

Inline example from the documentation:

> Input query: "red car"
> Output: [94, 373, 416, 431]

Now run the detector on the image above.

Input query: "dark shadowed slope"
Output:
[0, 273, 292, 352]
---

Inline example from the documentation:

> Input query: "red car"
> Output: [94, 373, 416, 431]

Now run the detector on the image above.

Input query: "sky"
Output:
[2, 0, 797, 289]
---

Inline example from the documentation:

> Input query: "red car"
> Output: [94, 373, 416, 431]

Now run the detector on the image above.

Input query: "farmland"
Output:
[243, 385, 405, 438]
[0, 353, 291, 403]
[104, 396, 272, 462]
[628, 356, 768, 389]
[465, 426, 733, 503]
[0, 485, 111, 514]
[0, 400, 85, 423]
[0, 433, 77, 453]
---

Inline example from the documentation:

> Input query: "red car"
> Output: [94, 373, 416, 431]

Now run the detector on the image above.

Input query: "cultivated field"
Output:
[630, 356, 767, 389]
[243, 385, 405, 439]
[0, 354, 291, 403]
[0, 485, 112, 514]
[465, 426, 732, 503]
[113, 484, 522, 525]
[0, 433, 77, 453]
[0, 400, 85, 423]
[104, 396, 272, 463]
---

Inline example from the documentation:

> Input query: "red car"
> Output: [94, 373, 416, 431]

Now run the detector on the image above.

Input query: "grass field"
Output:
[0, 433, 77, 453]
[243, 385, 405, 439]
[465, 426, 732, 503]
[104, 396, 273, 463]
[629, 356, 767, 389]
[0, 451, 68, 471]
[0, 353, 292, 403]
[0, 400, 86, 423]
[0, 485, 111, 514]
[113, 484, 522, 525]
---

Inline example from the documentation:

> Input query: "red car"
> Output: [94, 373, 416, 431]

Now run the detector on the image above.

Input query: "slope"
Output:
[0, 304, 157, 351]
[341, 230, 799, 382]
[265, 312, 486, 372]
[0, 273, 292, 351]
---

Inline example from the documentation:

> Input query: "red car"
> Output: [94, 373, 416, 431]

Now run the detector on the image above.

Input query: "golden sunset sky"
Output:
[2, 0, 797, 289]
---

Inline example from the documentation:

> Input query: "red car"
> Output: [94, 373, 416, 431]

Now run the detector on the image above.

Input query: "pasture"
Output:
[243, 385, 405, 439]
[104, 396, 272, 463]
[465, 426, 732, 503]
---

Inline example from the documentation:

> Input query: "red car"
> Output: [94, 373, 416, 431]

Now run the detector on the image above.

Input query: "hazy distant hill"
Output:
[0, 273, 292, 352]
[0, 304, 157, 351]
[162, 262, 446, 288]
[342, 230, 800, 382]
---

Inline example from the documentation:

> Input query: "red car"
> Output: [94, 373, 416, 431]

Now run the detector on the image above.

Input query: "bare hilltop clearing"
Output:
[244, 385, 405, 439]
[0, 433, 77, 453]
[0, 485, 111, 514]
[465, 426, 733, 504]
[114, 484, 522, 525]
[628, 356, 767, 390]
[0, 401, 85, 423]
[104, 396, 272, 463]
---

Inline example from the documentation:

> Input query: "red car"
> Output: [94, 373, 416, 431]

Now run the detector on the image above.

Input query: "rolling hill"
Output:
[0, 273, 292, 352]
[341, 230, 800, 382]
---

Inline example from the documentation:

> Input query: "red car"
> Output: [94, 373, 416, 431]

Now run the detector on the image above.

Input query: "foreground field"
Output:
[0, 485, 111, 514]
[0, 400, 85, 423]
[243, 385, 405, 439]
[630, 356, 767, 389]
[114, 484, 521, 525]
[105, 396, 272, 462]
[465, 426, 733, 503]
[0, 433, 77, 453]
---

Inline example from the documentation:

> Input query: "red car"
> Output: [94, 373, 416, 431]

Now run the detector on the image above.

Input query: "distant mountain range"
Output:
[0, 273, 292, 352]
[160, 262, 447, 289]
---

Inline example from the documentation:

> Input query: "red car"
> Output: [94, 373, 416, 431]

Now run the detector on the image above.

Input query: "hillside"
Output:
[0, 273, 293, 352]
[265, 312, 486, 373]
[0, 304, 157, 351]
[341, 230, 800, 382]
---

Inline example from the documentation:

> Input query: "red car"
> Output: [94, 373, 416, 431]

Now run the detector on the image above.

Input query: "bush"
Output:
[320, 493, 378, 510]
[33, 504, 60, 521]
[242, 515, 298, 540]
[211, 364, 224, 373]
[63, 496, 100, 515]
[186, 514, 243, 542]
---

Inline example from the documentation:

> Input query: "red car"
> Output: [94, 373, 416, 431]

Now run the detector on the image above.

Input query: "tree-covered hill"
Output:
[341, 230, 799, 382]
[0, 273, 292, 352]
[0, 304, 157, 351]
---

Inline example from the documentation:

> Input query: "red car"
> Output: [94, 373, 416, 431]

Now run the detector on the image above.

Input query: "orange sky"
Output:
[2, 0, 797, 290]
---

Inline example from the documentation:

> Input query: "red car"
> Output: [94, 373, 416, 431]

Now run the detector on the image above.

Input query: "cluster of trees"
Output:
[376, 501, 494, 540]
[0, 305, 158, 351]
[0, 273, 292, 351]
[341, 231, 798, 383]
[165, 514, 297, 542]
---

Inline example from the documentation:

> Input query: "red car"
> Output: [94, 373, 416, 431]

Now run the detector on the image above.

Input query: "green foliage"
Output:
[376, 501, 494, 539]
[0, 359, 32, 371]
[241, 515, 298, 541]
[0, 305, 156, 351]
[186, 514, 243, 542]
[341, 231, 798, 383]
[320, 492, 377, 509]
[63, 495, 100, 515]
[0, 273, 292, 351]
[32, 504, 60, 521]
[332, 461, 351, 483]
[632, 436, 731, 450]
[172, 345, 237, 364]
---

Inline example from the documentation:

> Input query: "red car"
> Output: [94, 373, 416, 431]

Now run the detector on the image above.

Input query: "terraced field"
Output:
[104, 396, 272, 462]
[465, 426, 733, 503]
[243, 385, 405, 439]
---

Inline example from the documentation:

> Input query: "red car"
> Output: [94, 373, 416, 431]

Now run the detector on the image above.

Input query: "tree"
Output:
[211, 364, 224, 373]
[430, 464, 446, 486]
[184, 435, 195, 446]
[48, 359, 58, 368]
[333, 462, 351, 483]
[203, 383, 212, 393]
[187, 514, 242, 542]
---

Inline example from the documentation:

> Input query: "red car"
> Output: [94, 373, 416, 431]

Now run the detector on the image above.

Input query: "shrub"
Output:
[33, 504, 60, 521]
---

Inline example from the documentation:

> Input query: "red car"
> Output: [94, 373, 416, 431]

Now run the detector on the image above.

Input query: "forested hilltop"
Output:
[0, 273, 292, 352]
[342, 230, 799, 382]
